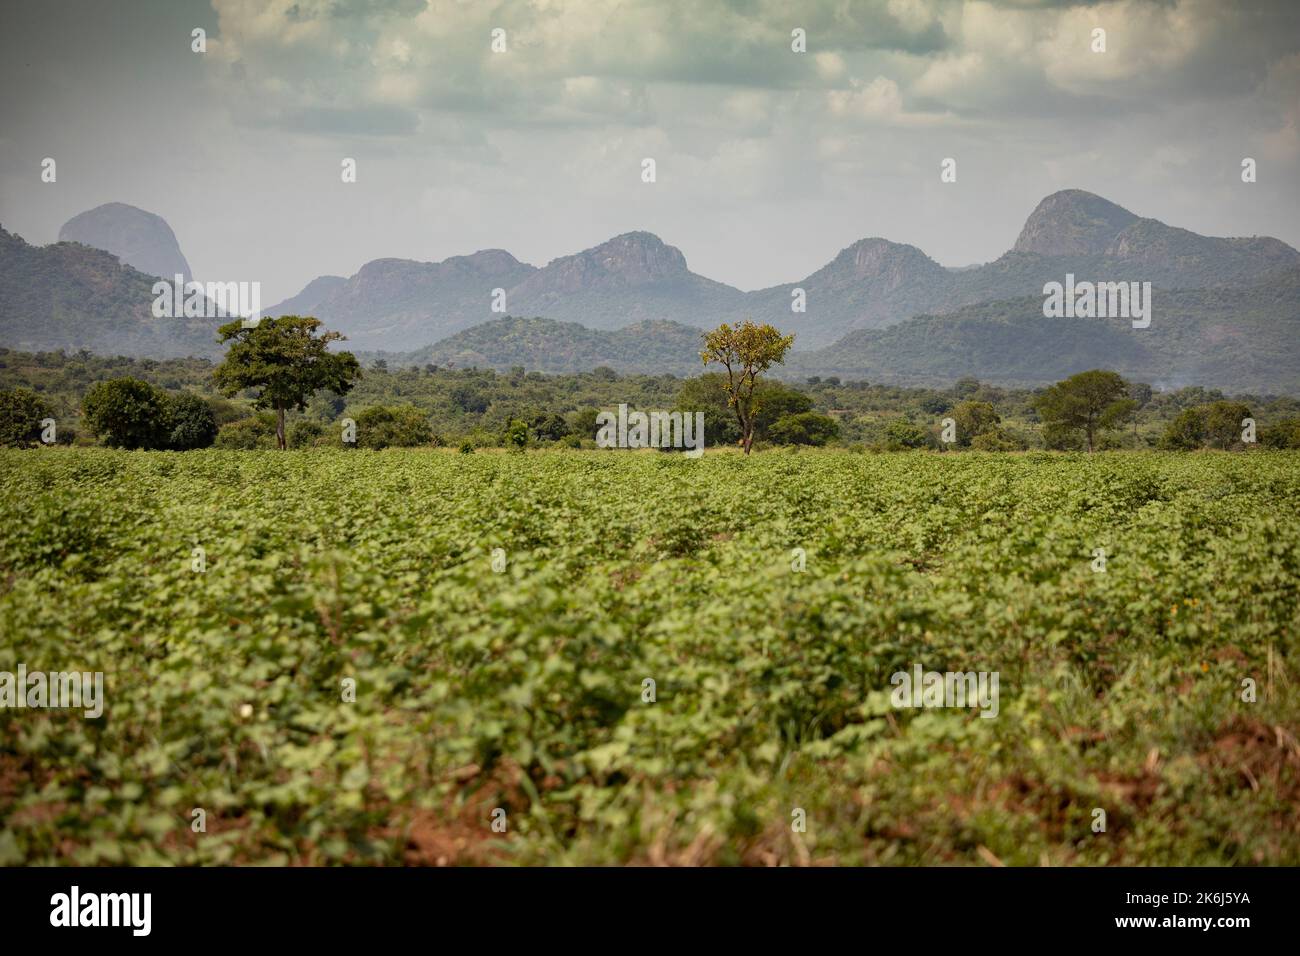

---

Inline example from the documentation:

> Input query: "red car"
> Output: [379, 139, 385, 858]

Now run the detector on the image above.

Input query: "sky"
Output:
[1, 0, 1298, 305]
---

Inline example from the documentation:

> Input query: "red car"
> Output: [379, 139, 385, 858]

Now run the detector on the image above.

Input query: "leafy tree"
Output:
[920, 395, 951, 415]
[768, 411, 839, 446]
[82, 378, 170, 449]
[166, 392, 218, 450]
[884, 418, 930, 450]
[1203, 401, 1252, 449]
[0, 386, 53, 447]
[353, 404, 434, 449]
[1033, 370, 1131, 452]
[450, 385, 489, 414]
[529, 412, 570, 442]
[1127, 381, 1153, 438]
[675, 373, 741, 446]
[700, 321, 795, 454]
[952, 400, 1000, 447]
[569, 407, 602, 442]
[1160, 401, 1252, 450]
[213, 316, 361, 450]
[675, 375, 810, 448]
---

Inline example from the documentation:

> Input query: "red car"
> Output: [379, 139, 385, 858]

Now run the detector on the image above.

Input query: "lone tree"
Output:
[700, 320, 795, 454]
[1033, 369, 1134, 452]
[213, 316, 360, 450]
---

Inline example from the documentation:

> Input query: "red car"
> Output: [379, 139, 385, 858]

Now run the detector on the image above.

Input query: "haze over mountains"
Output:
[2, 190, 1298, 392]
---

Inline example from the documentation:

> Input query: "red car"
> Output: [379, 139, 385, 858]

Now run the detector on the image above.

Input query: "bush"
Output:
[1260, 418, 1300, 449]
[289, 420, 325, 449]
[768, 411, 839, 446]
[530, 412, 571, 442]
[952, 401, 1001, 447]
[353, 405, 434, 449]
[503, 419, 529, 450]
[166, 392, 218, 450]
[884, 418, 930, 450]
[1159, 402, 1252, 450]
[214, 414, 278, 450]
[0, 386, 54, 447]
[970, 428, 1024, 452]
[82, 378, 170, 449]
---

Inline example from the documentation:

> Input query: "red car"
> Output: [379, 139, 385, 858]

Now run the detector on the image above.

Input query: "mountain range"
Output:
[270, 188, 1298, 353]
[2, 190, 1298, 392]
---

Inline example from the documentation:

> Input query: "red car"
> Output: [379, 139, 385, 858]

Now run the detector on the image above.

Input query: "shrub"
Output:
[166, 392, 218, 450]
[1260, 418, 1300, 449]
[353, 405, 434, 449]
[0, 386, 54, 447]
[970, 428, 1024, 452]
[289, 420, 325, 449]
[768, 411, 840, 446]
[82, 378, 170, 449]
[884, 418, 930, 450]
[214, 414, 278, 449]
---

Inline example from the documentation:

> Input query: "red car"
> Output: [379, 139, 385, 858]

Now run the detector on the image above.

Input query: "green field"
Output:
[1, 448, 1297, 865]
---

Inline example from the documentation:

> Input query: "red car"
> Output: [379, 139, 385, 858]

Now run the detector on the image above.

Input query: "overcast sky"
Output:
[1, 0, 1297, 305]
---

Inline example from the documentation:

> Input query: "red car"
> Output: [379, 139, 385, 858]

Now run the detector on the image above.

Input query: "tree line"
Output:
[2, 319, 1299, 452]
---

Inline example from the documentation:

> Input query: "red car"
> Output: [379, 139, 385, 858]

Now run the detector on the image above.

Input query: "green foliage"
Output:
[969, 428, 1025, 452]
[528, 412, 570, 442]
[1261, 418, 1300, 449]
[0, 387, 53, 447]
[6, 349, 1300, 454]
[81, 378, 170, 450]
[1160, 402, 1253, 451]
[884, 417, 930, 450]
[165, 392, 218, 451]
[952, 400, 1000, 447]
[700, 321, 795, 454]
[289, 420, 325, 449]
[213, 316, 361, 449]
[213, 413, 277, 449]
[353, 405, 435, 449]
[503, 418, 529, 449]
[767, 411, 839, 446]
[1, 449, 1297, 866]
[1033, 370, 1131, 452]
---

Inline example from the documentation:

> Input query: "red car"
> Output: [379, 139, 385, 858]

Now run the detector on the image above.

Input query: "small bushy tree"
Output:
[166, 392, 218, 450]
[82, 378, 170, 449]
[0, 387, 53, 447]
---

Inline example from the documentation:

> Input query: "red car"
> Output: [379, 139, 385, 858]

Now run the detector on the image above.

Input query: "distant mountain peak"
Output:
[1012, 189, 1139, 257]
[58, 202, 193, 282]
[830, 237, 940, 275]
[544, 231, 690, 284]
